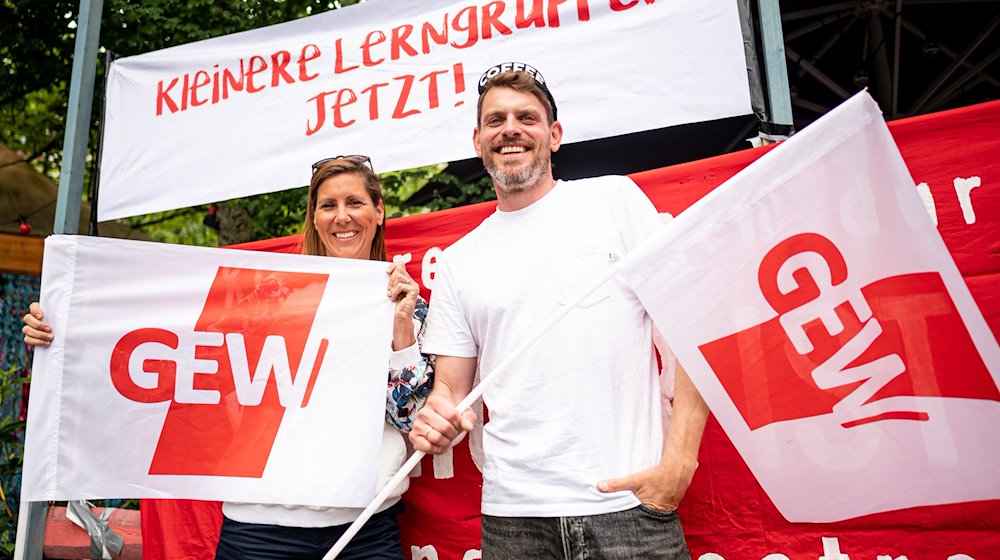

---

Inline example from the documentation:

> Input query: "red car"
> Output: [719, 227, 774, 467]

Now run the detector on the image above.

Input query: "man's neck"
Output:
[495, 176, 558, 212]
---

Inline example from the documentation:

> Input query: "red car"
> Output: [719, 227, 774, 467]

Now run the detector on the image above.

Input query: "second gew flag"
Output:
[619, 91, 1000, 522]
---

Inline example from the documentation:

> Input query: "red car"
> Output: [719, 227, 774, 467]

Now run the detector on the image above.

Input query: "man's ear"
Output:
[549, 121, 563, 153]
[473, 127, 483, 158]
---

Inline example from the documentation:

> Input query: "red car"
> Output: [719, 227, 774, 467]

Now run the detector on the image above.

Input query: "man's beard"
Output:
[485, 152, 550, 194]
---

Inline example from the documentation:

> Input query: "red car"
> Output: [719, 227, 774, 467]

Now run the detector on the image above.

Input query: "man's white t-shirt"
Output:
[423, 176, 665, 517]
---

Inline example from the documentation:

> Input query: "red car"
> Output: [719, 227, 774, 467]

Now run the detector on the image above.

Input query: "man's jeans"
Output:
[481, 505, 690, 559]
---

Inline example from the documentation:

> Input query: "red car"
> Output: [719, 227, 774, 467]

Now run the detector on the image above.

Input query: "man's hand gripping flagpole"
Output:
[323, 264, 622, 559]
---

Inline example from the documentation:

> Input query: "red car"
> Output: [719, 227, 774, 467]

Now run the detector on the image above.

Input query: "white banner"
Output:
[619, 91, 1000, 522]
[98, 0, 751, 220]
[22, 236, 394, 506]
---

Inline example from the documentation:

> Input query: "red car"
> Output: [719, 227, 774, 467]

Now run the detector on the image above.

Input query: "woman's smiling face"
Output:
[312, 172, 384, 260]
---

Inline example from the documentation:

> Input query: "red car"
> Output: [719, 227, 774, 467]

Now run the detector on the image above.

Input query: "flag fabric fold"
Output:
[618, 91, 1000, 522]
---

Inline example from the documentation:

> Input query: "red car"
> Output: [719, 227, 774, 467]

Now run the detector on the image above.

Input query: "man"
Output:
[410, 62, 709, 559]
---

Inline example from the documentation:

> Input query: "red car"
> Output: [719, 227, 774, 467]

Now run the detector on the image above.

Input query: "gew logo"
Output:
[700, 233, 1000, 431]
[109, 267, 330, 478]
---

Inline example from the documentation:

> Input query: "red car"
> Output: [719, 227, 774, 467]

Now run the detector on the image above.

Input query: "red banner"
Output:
[146, 99, 1000, 559]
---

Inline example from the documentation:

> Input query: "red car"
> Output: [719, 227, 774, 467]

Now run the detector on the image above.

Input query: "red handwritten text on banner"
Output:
[151, 0, 651, 134]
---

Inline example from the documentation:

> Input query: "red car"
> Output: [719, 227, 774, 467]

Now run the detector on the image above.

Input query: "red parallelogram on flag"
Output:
[618, 91, 1000, 522]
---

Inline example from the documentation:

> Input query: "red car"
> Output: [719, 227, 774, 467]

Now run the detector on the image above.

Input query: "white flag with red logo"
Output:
[22, 236, 394, 507]
[619, 91, 1000, 522]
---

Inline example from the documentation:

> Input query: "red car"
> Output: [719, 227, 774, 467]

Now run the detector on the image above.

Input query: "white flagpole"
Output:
[324, 264, 622, 559]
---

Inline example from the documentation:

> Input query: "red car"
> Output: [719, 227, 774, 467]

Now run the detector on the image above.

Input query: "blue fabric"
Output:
[385, 296, 434, 431]
[481, 506, 690, 559]
[215, 502, 405, 560]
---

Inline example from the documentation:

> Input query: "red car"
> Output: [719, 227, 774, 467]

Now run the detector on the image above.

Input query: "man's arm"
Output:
[597, 361, 709, 511]
[409, 355, 479, 455]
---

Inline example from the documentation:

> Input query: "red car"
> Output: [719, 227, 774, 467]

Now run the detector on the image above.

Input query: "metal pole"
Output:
[757, 0, 794, 127]
[737, 0, 768, 123]
[88, 50, 118, 236]
[866, 6, 892, 111]
[53, 0, 105, 236]
[14, 1, 104, 558]
[891, 0, 902, 118]
[907, 12, 1000, 115]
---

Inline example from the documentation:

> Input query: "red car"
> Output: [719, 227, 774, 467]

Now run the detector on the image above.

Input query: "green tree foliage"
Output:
[381, 164, 495, 218]
[2, 0, 350, 159]
[2, 0, 496, 247]
[2, 0, 353, 244]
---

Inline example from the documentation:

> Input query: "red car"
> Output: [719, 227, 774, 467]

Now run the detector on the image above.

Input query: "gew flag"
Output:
[619, 91, 1000, 522]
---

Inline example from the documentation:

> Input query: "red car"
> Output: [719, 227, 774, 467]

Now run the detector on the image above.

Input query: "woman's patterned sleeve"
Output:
[386, 296, 435, 431]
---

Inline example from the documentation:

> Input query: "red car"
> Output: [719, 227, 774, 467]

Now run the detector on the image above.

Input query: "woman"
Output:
[23, 155, 433, 560]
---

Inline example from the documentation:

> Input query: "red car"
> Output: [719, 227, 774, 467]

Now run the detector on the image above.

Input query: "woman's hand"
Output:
[387, 263, 420, 350]
[22, 302, 53, 347]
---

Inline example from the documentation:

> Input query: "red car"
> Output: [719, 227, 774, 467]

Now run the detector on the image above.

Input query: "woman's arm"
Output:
[384, 263, 435, 431]
[386, 297, 435, 431]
